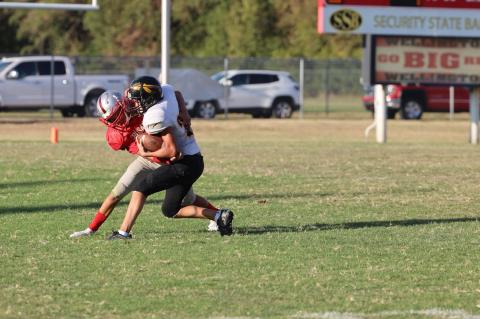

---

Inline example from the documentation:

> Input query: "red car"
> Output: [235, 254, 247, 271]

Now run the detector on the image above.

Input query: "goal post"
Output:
[0, 0, 99, 11]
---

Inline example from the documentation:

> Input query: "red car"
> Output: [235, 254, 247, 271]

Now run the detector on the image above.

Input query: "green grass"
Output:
[1, 117, 480, 318]
[303, 93, 365, 115]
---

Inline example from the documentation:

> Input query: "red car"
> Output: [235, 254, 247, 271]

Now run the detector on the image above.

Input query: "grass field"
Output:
[1, 115, 480, 318]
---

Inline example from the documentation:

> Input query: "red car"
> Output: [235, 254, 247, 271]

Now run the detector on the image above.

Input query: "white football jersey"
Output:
[142, 84, 200, 156]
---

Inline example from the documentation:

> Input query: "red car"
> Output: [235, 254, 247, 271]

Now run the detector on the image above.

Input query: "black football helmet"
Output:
[127, 76, 163, 113]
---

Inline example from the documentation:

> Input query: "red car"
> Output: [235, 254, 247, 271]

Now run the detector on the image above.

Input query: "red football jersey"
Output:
[105, 116, 162, 164]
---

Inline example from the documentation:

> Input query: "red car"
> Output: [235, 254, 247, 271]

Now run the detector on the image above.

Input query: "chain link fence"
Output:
[74, 56, 365, 116]
[1, 54, 366, 119]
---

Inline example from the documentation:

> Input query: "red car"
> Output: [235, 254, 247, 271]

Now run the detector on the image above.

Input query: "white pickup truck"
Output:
[0, 56, 129, 117]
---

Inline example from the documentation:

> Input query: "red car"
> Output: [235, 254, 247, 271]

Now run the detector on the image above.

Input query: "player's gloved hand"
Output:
[69, 228, 94, 238]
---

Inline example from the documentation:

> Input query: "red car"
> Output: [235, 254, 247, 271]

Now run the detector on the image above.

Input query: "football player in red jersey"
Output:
[69, 90, 218, 238]
[108, 77, 234, 240]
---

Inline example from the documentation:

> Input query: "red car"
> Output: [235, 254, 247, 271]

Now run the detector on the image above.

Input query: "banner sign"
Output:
[318, 3, 480, 37]
[372, 36, 480, 86]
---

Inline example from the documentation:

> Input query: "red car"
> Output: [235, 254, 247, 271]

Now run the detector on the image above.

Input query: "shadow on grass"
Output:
[0, 177, 110, 190]
[0, 202, 107, 215]
[205, 192, 335, 201]
[0, 198, 168, 215]
[0, 192, 334, 215]
[234, 217, 480, 235]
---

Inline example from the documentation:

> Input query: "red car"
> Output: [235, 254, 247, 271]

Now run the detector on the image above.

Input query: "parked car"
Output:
[0, 56, 129, 117]
[161, 68, 224, 120]
[363, 84, 470, 120]
[135, 67, 225, 120]
[207, 69, 301, 119]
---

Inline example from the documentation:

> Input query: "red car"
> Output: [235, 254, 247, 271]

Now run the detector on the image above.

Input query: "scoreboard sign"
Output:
[372, 36, 480, 86]
[318, 1, 480, 37]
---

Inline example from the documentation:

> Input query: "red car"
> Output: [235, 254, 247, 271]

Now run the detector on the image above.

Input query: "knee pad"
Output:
[111, 184, 128, 200]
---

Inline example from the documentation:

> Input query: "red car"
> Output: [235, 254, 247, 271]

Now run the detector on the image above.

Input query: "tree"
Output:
[83, 0, 163, 56]
[224, 0, 279, 57]
[0, 10, 25, 55]
[8, 0, 90, 55]
[171, 0, 224, 56]
[0, 0, 363, 59]
[272, 0, 362, 59]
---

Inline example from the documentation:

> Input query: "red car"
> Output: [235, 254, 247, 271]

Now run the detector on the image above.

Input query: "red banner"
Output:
[373, 36, 480, 85]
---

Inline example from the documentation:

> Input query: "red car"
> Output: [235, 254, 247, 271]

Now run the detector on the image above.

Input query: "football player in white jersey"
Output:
[69, 90, 219, 238]
[107, 76, 234, 240]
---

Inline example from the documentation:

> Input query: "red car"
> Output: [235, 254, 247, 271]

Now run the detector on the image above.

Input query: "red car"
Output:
[362, 85, 470, 119]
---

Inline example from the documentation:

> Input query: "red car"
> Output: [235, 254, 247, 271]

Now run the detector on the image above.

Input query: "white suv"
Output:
[192, 70, 300, 119]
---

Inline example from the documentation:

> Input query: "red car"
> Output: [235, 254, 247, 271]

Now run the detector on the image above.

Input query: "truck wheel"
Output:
[387, 109, 397, 119]
[271, 98, 293, 118]
[75, 106, 86, 117]
[194, 101, 216, 119]
[252, 109, 271, 118]
[401, 99, 423, 120]
[84, 91, 104, 117]
[61, 109, 74, 118]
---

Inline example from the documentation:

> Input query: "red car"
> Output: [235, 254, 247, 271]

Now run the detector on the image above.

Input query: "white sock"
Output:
[118, 230, 129, 237]
[214, 211, 221, 222]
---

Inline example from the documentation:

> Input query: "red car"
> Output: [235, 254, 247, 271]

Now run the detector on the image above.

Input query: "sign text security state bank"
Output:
[318, 5, 480, 37]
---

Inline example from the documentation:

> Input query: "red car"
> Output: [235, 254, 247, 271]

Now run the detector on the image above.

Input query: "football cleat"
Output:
[216, 209, 234, 236]
[207, 220, 218, 232]
[106, 230, 132, 240]
[69, 228, 94, 238]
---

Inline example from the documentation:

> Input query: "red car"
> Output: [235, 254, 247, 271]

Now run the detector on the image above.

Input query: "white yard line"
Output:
[291, 309, 480, 319]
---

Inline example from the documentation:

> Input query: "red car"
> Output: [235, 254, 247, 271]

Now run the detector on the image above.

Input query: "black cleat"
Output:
[216, 209, 234, 236]
[107, 230, 132, 240]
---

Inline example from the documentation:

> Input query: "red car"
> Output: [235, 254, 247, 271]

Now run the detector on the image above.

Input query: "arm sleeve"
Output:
[126, 140, 139, 154]
[144, 107, 171, 135]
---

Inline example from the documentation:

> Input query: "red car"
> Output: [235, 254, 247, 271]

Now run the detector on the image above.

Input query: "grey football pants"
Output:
[111, 156, 196, 205]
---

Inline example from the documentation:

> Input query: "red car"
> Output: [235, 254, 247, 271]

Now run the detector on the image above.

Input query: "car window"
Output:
[230, 74, 248, 86]
[0, 61, 12, 74]
[14, 62, 37, 78]
[54, 61, 66, 75]
[38, 61, 67, 75]
[38, 62, 51, 75]
[249, 74, 279, 84]
[211, 72, 225, 82]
